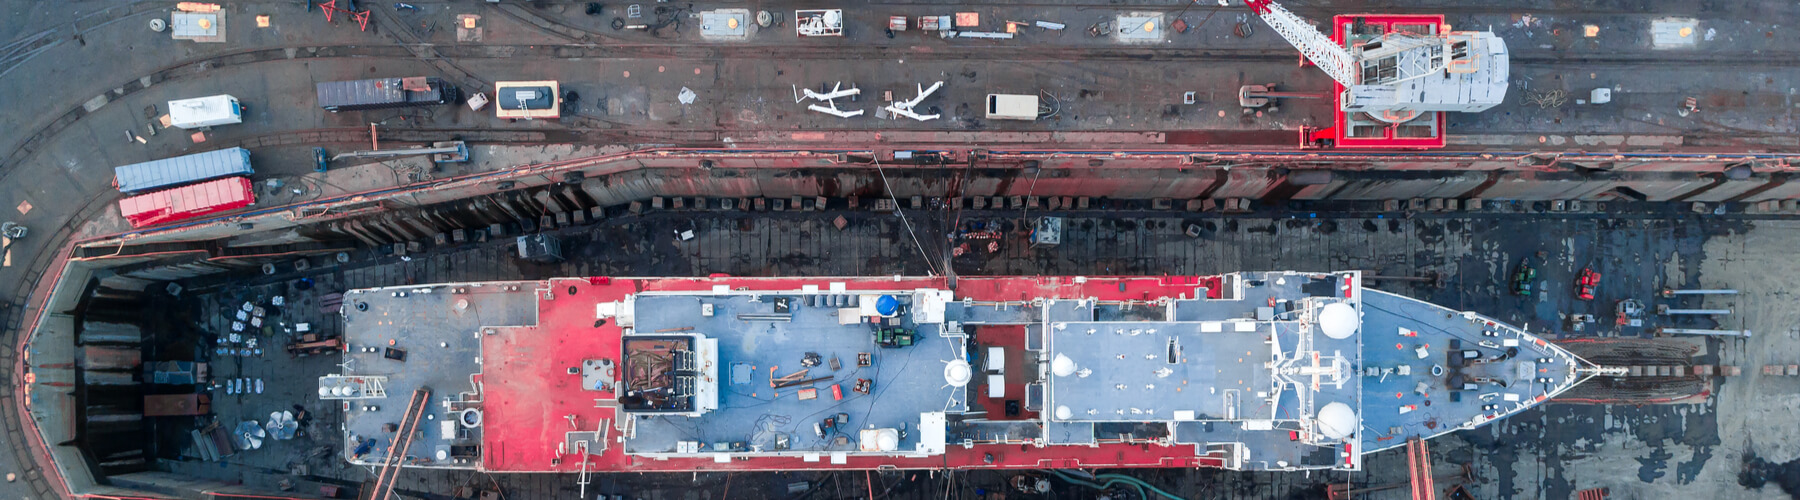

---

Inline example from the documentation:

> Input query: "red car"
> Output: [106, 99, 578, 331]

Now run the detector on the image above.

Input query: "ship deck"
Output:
[1356, 288, 1581, 453]
[620, 288, 968, 456]
[334, 271, 1586, 474]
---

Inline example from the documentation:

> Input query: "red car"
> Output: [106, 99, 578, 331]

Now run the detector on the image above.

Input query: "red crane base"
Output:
[1302, 14, 1450, 150]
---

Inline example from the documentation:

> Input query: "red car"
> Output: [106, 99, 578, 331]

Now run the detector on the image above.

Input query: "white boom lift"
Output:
[794, 82, 865, 118]
[885, 81, 945, 121]
[1240, 0, 1509, 123]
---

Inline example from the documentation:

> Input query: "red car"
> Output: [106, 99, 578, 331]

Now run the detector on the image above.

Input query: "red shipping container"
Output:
[119, 176, 255, 228]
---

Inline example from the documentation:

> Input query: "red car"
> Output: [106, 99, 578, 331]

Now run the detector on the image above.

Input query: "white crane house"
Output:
[1242, 0, 1508, 124]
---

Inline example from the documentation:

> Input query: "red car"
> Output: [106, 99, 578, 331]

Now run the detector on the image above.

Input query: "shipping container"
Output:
[119, 177, 255, 228]
[316, 77, 461, 112]
[168, 94, 243, 129]
[145, 394, 211, 417]
[113, 147, 254, 194]
[493, 81, 560, 119]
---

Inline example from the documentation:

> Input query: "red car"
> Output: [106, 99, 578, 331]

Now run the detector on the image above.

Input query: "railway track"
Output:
[8, 37, 1800, 186]
[6, 0, 1800, 186]
[0, 0, 163, 80]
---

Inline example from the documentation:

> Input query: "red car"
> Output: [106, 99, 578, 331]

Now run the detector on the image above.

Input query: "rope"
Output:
[872, 158, 940, 276]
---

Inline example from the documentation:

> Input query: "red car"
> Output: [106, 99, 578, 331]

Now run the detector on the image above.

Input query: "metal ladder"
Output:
[364, 387, 431, 500]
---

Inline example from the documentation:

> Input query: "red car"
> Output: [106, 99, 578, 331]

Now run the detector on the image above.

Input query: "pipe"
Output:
[1661, 288, 1738, 297]
[1659, 308, 1731, 315]
[332, 144, 463, 160]
[1659, 328, 1752, 337]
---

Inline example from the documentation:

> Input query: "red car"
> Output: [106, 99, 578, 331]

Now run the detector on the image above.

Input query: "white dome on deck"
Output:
[1051, 354, 1078, 377]
[1315, 402, 1357, 439]
[1318, 302, 1359, 340]
[875, 429, 900, 451]
[944, 359, 972, 387]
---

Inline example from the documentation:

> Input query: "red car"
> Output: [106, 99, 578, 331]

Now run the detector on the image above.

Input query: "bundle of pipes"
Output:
[1557, 377, 1708, 403]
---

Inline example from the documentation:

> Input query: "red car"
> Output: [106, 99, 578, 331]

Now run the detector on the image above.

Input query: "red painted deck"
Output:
[972, 325, 1036, 421]
[478, 275, 1231, 473]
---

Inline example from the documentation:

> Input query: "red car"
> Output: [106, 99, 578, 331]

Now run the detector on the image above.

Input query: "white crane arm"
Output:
[1243, 0, 1359, 88]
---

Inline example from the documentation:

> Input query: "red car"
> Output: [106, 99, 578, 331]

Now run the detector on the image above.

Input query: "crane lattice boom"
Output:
[1242, 0, 1358, 88]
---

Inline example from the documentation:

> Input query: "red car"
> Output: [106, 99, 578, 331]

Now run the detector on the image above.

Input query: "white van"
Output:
[168, 94, 243, 129]
[985, 94, 1039, 121]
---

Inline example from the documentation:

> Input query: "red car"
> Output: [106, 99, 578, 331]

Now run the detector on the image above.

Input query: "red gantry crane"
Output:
[1239, 0, 1510, 149]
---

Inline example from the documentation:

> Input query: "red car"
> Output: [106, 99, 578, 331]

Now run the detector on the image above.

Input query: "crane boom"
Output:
[1242, 0, 1358, 88]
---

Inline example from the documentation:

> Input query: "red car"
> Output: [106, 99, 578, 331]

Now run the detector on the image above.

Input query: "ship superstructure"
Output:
[330, 272, 1593, 474]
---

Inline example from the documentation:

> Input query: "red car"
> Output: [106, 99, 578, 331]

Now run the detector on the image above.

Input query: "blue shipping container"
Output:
[114, 147, 254, 194]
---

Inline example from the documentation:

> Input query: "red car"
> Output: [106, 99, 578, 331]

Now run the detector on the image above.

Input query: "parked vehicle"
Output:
[168, 94, 243, 129]
[316, 77, 460, 112]
[1510, 258, 1535, 296]
[493, 80, 560, 119]
[986, 94, 1039, 120]
[118, 177, 255, 228]
[113, 147, 253, 194]
[1576, 268, 1601, 300]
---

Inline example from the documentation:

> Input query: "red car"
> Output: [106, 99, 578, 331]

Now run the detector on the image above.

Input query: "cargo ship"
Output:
[327, 271, 1599, 475]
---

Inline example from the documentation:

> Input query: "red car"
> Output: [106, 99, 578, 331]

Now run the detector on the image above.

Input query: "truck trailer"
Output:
[118, 177, 255, 228]
[985, 93, 1039, 120]
[316, 77, 461, 112]
[493, 81, 560, 119]
[113, 147, 254, 194]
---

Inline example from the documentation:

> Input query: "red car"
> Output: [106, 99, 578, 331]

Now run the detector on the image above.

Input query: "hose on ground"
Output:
[1048, 469, 1187, 500]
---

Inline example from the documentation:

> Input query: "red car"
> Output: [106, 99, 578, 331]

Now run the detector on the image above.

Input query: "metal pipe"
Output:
[1661, 288, 1738, 297]
[1659, 328, 1752, 337]
[1659, 308, 1732, 315]
[333, 145, 463, 161]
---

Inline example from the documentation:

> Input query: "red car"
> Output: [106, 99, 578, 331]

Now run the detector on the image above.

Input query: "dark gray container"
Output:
[317, 77, 460, 112]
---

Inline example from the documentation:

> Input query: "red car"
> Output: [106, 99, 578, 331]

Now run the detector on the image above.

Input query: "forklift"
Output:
[1510, 258, 1536, 296]
[1575, 268, 1601, 301]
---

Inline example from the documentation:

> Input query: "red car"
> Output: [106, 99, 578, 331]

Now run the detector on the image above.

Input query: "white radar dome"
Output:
[1315, 402, 1358, 440]
[875, 429, 901, 451]
[319, 387, 332, 397]
[1054, 406, 1073, 420]
[944, 359, 972, 387]
[1051, 353, 1078, 377]
[1318, 302, 1359, 340]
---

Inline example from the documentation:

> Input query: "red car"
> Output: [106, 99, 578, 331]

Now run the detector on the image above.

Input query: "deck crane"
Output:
[1237, 0, 1509, 148]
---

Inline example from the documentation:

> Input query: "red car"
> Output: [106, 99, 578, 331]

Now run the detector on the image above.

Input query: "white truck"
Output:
[985, 94, 1039, 121]
[168, 94, 243, 129]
